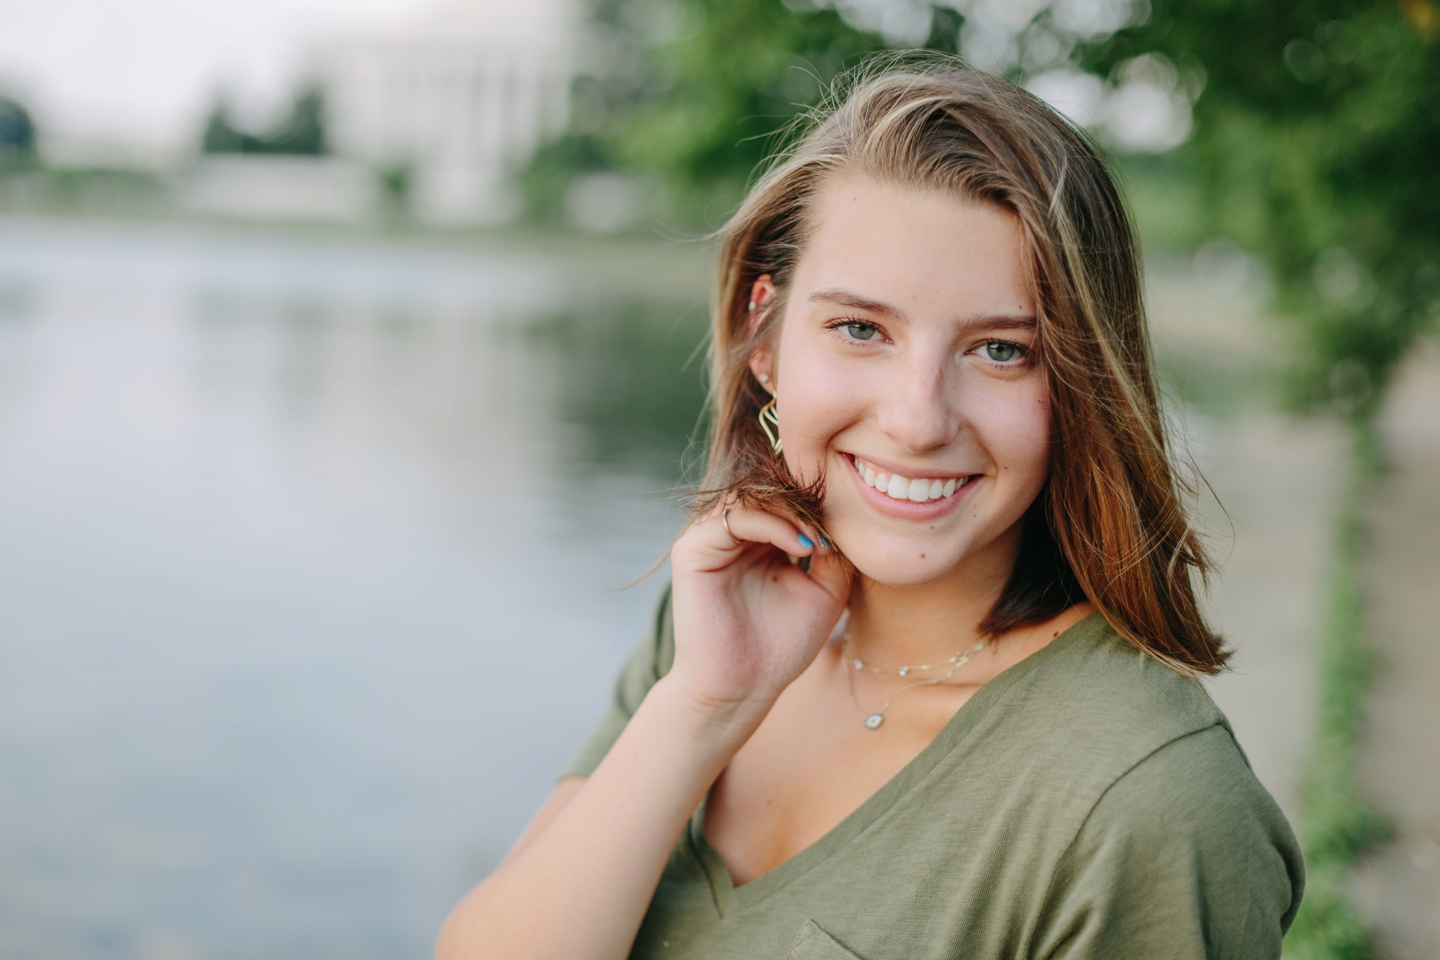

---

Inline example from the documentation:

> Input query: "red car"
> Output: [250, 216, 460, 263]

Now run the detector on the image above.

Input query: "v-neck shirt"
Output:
[562, 589, 1304, 959]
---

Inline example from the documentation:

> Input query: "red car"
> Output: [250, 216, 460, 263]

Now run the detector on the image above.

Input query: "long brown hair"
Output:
[693, 57, 1227, 675]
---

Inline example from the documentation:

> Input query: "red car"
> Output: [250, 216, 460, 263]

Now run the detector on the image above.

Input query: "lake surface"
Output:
[0, 217, 710, 960]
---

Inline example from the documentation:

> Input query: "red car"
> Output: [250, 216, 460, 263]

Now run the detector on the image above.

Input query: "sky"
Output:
[0, 0, 436, 162]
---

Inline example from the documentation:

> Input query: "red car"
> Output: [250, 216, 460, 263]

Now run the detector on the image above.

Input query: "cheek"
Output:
[975, 381, 1052, 486]
[773, 335, 864, 472]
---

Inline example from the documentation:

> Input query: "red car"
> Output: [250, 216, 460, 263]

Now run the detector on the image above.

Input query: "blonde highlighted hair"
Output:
[693, 57, 1225, 675]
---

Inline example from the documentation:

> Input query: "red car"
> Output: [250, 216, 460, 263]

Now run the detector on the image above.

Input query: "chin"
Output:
[840, 540, 968, 588]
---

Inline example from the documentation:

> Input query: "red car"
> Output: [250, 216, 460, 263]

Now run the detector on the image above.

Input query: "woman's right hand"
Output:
[436, 504, 849, 960]
[666, 505, 852, 726]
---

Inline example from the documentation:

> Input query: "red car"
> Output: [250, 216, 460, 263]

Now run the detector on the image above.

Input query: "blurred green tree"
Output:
[597, 0, 886, 215]
[525, 0, 888, 224]
[527, 0, 1156, 223]
[202, 87, 328, 156]
[1084, 0, 1440, 418]
[200, 99, 247, 154]
[0, 94, 37, 163]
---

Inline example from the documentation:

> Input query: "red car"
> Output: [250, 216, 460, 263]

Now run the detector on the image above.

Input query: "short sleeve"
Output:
[558, 585, 676, 780]
[1031, 724, 1305, 960]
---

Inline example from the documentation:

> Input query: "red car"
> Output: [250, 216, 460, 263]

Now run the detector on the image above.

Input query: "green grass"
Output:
[1282, 420, 1390, 960]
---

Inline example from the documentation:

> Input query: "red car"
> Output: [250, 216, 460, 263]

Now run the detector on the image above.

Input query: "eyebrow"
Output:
[808, 289, 899, 317]
[807, 288, 1037, 333]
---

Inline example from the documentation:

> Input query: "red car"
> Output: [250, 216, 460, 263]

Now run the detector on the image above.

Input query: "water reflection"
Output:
[0, 218, 708, 959]
[528, 301, 710, 480]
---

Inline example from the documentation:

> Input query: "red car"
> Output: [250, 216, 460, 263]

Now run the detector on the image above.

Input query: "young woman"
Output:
[437, 64, 1303, 960]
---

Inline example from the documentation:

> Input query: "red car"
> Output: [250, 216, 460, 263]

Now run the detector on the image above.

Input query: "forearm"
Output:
[435, 676, 766, 960]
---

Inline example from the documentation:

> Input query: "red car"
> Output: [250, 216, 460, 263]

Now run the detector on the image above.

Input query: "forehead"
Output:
[791, 176, 1035, 319]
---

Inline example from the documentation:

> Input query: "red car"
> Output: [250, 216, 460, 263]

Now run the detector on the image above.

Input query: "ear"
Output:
[745, 274, 778, 392]
[748, 342, 775, 395]
[745, 274, 777, 338]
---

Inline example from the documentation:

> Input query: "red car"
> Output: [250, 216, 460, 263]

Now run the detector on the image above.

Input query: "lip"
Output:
[840, 452, 979, 519]
[844, 451, 974, 482]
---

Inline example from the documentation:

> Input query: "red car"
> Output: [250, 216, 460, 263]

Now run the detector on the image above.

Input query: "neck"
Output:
[845, 522, 1021, 668]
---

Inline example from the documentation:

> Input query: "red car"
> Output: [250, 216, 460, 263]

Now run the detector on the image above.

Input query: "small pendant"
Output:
[897, 666, 908, 677]
[852, 659, 864, 670]
[864, 713, 884, 730]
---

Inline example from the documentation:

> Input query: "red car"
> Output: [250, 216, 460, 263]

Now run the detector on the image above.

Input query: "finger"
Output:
[681, 505, 814, 571]
[722, 506, 818, 557]
[728, 511, 830, 555]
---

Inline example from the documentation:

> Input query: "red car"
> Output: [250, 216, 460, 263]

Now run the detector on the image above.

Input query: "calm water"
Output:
[0, 217, 710, 960]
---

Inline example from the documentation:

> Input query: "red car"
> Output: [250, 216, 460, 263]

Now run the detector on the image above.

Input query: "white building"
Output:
[318, 0, 578, 224]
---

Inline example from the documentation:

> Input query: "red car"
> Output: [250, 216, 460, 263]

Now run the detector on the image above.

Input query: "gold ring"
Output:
[721, 507, 739, 545]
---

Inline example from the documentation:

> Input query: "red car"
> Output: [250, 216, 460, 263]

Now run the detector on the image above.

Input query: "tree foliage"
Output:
[526, 0, 887, 223]
[201, 87, 328, 157]
[0, 95, 37, 162]
[1082, 0, 1440, 415]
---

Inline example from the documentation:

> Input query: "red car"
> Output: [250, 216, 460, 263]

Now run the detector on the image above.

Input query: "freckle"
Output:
[919, 553, 926, 558]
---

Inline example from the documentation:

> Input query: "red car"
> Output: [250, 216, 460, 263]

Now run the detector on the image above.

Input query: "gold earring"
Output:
[758, 397, 782, 454]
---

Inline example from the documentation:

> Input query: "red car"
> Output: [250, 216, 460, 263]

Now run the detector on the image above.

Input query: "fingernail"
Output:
[818, 533, 832, 551]
[797, 534, 814, 550]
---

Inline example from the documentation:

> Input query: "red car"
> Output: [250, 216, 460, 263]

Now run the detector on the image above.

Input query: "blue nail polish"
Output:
[798, 534, 814, 550]
[818, 533, 832, 551]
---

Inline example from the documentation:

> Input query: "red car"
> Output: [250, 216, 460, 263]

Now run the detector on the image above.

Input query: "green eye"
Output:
[983, 341, 1020, 362]
[843, 322, 878, 341]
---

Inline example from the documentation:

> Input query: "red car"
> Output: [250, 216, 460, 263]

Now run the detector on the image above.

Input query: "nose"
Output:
[873, 350, 962, 454]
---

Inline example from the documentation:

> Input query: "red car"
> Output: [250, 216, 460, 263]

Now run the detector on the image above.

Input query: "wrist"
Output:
[648, 674, 774, 754]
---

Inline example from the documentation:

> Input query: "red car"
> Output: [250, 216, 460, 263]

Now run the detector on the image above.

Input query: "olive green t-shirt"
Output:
[564, 590, 1304, 959]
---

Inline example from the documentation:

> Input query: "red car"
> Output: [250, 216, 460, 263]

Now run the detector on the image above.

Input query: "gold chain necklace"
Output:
[847, 643, 982, 678]
[841, 634, 987, 730]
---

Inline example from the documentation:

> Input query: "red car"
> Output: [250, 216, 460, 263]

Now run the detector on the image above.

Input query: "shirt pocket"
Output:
[785, 920, 866, 960]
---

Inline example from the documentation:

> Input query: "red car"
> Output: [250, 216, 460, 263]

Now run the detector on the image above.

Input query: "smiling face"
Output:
[749, 176, 1051, 587]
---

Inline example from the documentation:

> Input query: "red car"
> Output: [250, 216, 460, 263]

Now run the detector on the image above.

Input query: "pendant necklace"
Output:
[842, 634, 987, 730]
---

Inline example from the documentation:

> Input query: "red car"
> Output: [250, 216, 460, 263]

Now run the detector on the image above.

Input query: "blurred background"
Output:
[0, 1, 1434, 958]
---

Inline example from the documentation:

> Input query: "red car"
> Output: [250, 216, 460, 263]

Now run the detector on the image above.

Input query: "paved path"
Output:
[1350, 342, 1440, 958]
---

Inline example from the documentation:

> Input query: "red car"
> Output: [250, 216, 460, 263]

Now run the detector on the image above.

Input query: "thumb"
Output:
[805, 549, 853, 607]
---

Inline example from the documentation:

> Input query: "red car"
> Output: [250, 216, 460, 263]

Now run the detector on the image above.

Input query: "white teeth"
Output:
[853, 456, 968, 503]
